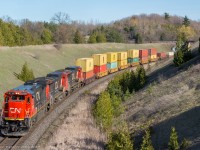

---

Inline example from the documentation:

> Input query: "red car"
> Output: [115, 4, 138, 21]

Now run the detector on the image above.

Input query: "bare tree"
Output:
[51, 12, 71, 24]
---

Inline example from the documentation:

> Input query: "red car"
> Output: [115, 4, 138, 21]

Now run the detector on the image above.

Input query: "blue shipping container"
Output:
[107, 62, 118, 69]
[128, 58, 139, 63]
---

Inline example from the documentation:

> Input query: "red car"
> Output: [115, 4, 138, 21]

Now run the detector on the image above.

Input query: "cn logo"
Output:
[10, 108, 22, 113]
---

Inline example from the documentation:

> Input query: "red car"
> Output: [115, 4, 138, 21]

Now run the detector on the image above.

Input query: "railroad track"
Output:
[0, 137, 20, 150]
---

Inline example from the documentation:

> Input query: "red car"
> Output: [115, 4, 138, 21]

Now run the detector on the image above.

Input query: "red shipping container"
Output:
[82, 70, 94, 79]
[140, 57, 149, 64]
[157, 52, 167, 59]
[139, 49, 148, 58]
[94, 64, 107, 74]
[148, 48, 157, 55]
[140, 56, 148, 60]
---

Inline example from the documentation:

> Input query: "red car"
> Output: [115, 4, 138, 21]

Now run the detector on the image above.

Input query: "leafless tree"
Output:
[51, 12, 71, 24]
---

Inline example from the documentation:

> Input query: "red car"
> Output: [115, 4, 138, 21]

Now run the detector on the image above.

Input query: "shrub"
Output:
[141, 129, 154, 150]
[173, 50, 184, 67]
[94, 91, 113, 130]
[15, 62, 35, 82]
[107, 124, 133, 150]
[180, 138, 190, 150]
[168, 127, 179, 150]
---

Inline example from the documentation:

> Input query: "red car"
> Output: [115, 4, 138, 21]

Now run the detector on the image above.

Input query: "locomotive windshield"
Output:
[47, 74, 59, 78]
[11, 95, 25, 101]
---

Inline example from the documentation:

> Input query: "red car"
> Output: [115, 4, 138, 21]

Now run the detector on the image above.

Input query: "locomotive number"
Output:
[10, 108, 22, 113]
[55, 81, 58, 90]
[36, 92, 40, 101]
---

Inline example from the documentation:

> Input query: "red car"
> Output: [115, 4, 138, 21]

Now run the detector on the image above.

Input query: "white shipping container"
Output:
[168, 52, 174, 56]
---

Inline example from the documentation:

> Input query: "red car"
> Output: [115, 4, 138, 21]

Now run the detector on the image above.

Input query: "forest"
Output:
[0, 12, 199, 46]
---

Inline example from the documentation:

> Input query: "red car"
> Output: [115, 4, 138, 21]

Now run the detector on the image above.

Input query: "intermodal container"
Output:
[140, 57, 149, 64]
[107, 62, 118, 69]
[107, 52, 117, 63]
[167, 52, 174, 57]
[148, 48, 157, 55]
[92, 54, 107, 66]
[94, 64, 107, 74]
[127, 49, 139, 58]
[117, 52, 127, 60]
[139, 49, 148, 58]
[128, 58, 139, 63]
[157, 52, 167, 59]
[149, 55, 157, 62]
[117, 59, 127, 68]
[76, 58, 94, 72]
[82, 70, 94, 79]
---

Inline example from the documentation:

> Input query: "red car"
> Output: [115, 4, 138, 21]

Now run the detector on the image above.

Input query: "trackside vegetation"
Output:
[93, 65, 191, 149]
[93, 65, 147, 150]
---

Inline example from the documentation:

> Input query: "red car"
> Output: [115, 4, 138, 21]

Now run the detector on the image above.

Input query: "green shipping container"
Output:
[128, 58, 139, 63]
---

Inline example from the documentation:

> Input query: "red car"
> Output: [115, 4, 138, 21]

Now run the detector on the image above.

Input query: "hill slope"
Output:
[0, 43, 173, 101]
[124, 45, 200, 149]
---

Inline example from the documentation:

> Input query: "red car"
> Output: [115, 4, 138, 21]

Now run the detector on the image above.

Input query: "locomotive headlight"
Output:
[5, 122, 8, 125]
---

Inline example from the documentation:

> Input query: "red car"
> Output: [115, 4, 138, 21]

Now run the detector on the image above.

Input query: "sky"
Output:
[0, 0, 199, 23]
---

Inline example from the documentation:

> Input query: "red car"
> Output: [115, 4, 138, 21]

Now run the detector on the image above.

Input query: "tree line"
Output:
[0, 13, 199, 46]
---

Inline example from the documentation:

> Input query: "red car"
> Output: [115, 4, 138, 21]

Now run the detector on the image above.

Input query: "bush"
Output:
[141, 129, 154, 150]
[88, 34, 97, 43]
[180, 138, 190, 150]
[135, 65, 147, 90]
[107, 76, 123, 98]
[111, 94, 124, 117]
[15, 62, 35, 82]
[173, 50, 184, 67]
[107, 124, 133, 150]
[168, 127, 179, 150]
[94, 91, 113, 130]
[73, 30, 84, 44]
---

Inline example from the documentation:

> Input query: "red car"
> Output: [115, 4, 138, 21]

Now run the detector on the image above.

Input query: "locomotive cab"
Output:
[1, 91, 36, 136]
[47, 70, 70, 96]
[65, 66, 83, 82]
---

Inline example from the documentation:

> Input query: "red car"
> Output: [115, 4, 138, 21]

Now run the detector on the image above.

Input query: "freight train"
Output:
[0, 48, 171, 136]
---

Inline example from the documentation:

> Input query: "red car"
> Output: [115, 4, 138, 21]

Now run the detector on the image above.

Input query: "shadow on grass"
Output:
[133, 106, 200, 150]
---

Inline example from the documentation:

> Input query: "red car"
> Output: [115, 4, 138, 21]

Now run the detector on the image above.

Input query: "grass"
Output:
[0, 43, 174, 102]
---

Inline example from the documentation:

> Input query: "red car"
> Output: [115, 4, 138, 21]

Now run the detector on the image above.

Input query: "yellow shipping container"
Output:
[92, 54, 107, 66]
[76, 58, 94, 72]
[117, 52, 127, 60]
[149, 54, 157, 62]
[117, 59, 127, 68]
[127, 49, 139, 58]
[150, 55, 157, 59]
[107, 52, 117, 63]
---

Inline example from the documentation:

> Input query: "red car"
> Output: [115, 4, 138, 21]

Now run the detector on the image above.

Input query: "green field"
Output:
[0, 43, 174, 101]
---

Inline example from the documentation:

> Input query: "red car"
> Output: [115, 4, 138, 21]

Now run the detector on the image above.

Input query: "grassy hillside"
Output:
[0, 43, 173, 102]
[123, 44, 200, 149]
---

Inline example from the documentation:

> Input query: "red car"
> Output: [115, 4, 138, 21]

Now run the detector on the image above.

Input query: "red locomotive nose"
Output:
[7, 101, 25, 120]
